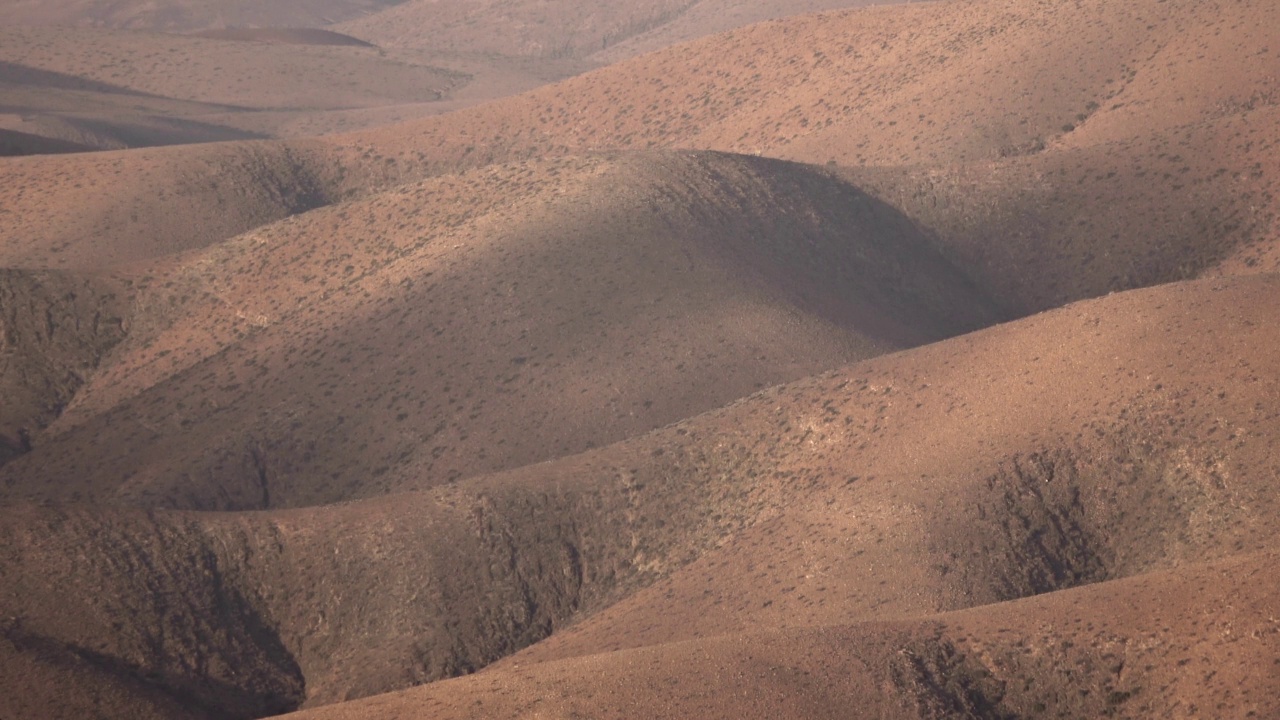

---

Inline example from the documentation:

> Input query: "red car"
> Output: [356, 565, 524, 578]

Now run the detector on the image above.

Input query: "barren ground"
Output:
[1, 0, 1278, 718]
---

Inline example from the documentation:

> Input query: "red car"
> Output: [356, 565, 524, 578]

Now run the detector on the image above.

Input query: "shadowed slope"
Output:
[0, 128, 94, 156]
[0, 505, 305, 720]
[2, 274, 1278, 715]
[0, 269, 129, 466]
[842, 104, 1280, 313]
[0, 151, 1000, 510]
[0, 58, 265, 151]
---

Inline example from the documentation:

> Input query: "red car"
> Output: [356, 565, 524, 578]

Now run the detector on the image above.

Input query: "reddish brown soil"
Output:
[1, 0, 1278, 718]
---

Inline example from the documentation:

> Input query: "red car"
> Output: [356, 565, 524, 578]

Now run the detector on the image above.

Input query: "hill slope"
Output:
[2, 274, 1278, 716]
[0, 1, 913, 153]
[0, 269, 129, 464]
[290, 548, 1280, 719]
[345, 0, 1279, 166]
[0, 150, 1000, 509]
[0, 26, 458, 112]
[337, 0, 1280, 314]
[0, 25, 466, 151]
[3, 0, 1280, 717]
[337, 0, 883, 61]
[0, 0, 403, 32]
[4, 0, 1274, 301]
[0, 140, 339, 270]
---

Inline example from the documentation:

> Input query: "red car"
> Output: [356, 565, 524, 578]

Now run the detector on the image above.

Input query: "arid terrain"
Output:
[1, 0, 1279, 718]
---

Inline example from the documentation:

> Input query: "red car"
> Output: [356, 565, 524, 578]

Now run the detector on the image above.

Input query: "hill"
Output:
[585, 0, 880, 64]
[4, 0, 1274, 302]
[0, 140, 339, 270]
[0, 0, 404, 32]
[2, 274, 1279, 716]
[289, 548, 1280, 719]
[0, 150, 1001, 508]
[3, 0, 1280, 717]
[0, 25, 464, 150]
[336, 0, 883, 61]
[343, 0, 1280, 166]
[0, 26, 457, 112]
[0, 2, 915, 154]
[339, 0, 1280, 313]
[0, 269, 129, 464]
[840, 104, 1280, 312]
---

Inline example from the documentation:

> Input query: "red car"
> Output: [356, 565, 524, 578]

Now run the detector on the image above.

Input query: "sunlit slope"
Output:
[0, 140, 340, 269]
[350, 0, 1279, 167]
[586, 0, 883, 65]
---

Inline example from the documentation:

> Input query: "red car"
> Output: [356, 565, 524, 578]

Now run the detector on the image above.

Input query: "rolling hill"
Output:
[0, 0, 906, 153]
[4, 0, 1274, 296]
[3, 274, 1279, 716]
[0, 0, 404, 32]
[290, 548, 1280, 719]
[0, 24, 465, 150]
[3, 0, 1279, 718]
[335, 0, 883, 61]
[0, 150, 1001, 509]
